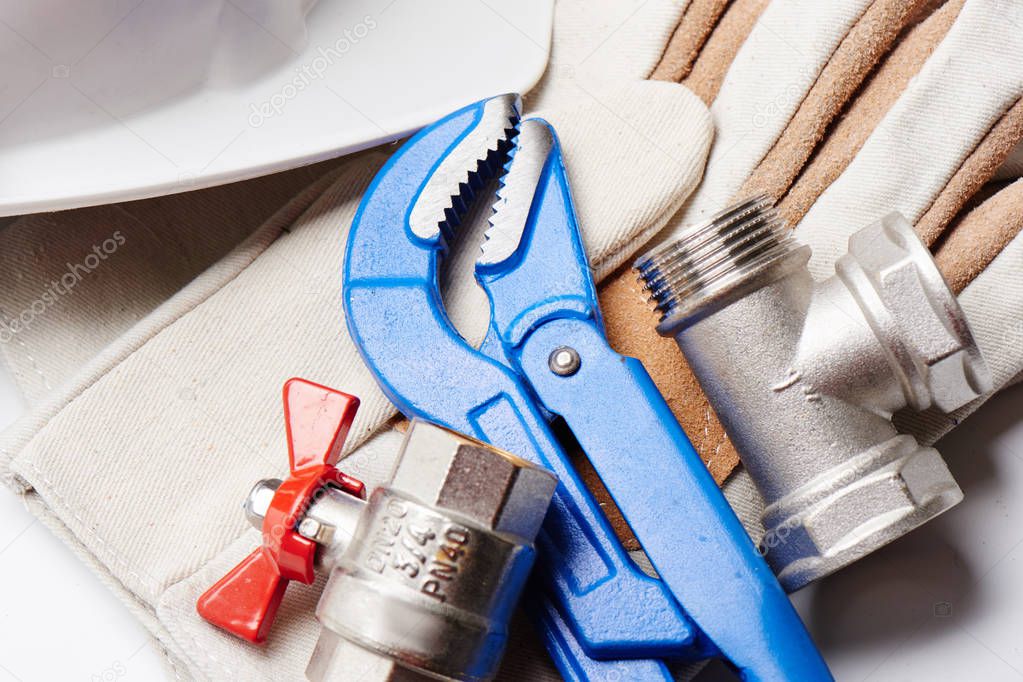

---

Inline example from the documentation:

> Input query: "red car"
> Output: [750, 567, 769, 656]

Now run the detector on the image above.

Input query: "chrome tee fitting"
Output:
[636, 196, 991, 590]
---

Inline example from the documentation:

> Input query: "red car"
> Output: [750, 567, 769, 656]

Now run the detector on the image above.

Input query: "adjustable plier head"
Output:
[345, 93, 600, 352]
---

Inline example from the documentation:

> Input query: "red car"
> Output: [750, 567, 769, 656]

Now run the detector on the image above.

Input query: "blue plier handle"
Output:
[343, 94, 831, 681]
[344, 97, 689, 679]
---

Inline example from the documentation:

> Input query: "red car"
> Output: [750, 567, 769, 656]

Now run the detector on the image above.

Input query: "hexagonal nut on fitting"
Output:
[760, 435, 963, 590]
[836, 213, 991, 412]
[389, 421, 558, 542]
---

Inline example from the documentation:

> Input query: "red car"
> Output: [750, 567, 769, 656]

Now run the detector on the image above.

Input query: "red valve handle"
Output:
[196, 378, 364, 643]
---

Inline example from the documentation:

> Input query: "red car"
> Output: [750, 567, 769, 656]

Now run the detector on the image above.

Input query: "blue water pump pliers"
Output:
[343, 94, 831, 681]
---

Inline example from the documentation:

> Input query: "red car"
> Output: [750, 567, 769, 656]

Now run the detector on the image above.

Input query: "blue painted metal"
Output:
[343, 96, 832, 681]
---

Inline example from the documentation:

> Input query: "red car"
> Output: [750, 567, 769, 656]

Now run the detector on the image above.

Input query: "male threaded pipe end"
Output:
[635, 195, 807, 332]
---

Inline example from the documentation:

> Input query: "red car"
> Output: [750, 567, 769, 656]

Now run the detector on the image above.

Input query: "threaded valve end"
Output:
[635, 195, 805, 330]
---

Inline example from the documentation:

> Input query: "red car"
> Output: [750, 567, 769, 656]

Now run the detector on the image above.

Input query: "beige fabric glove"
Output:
[598, 0, 1023, 538]
[0, 1, 713, 678]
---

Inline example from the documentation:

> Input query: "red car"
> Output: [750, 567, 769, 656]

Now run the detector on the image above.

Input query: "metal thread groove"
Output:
[635, 195, 801, 322]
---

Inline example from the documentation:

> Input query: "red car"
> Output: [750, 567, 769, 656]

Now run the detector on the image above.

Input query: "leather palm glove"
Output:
[0, 1, 713, 678]
[600, 0, 1023, 539]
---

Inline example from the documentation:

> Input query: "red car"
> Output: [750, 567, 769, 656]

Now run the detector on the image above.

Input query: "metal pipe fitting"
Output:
[246, 421, 557, 681]
[636, 196, 991, 590]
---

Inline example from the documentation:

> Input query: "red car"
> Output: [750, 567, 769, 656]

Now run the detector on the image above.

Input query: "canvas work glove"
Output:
[0, 1, 712, 679]
[599, 0, 1023, 536]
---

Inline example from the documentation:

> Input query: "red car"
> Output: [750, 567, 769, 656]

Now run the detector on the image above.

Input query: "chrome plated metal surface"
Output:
[637, 196, 992, 590]
[247, 420, 556, 681]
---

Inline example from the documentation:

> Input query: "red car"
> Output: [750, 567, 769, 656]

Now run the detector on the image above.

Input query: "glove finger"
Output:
[912, 97, 1023, 247]
[738, 0, 926, 206]
[935, 178, 1023, 294]
[793, 0, 1023, 277]
[778, 0, 965, 225]
[650, 0, 731, 84]
[658, 0, 877, 241]
[681, 0, 770, 104]
[535, 79, 713, 278]
[775, 0, 1023, 253]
